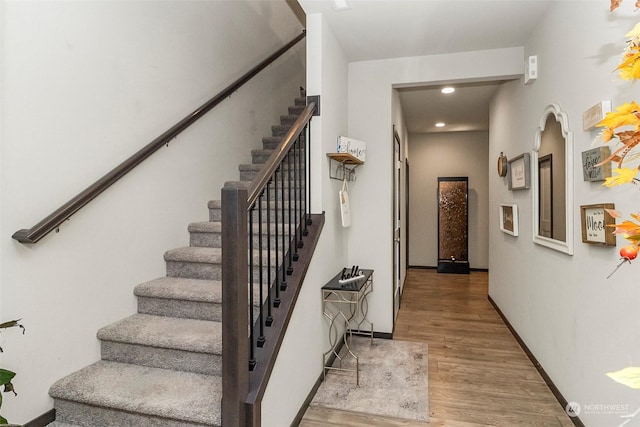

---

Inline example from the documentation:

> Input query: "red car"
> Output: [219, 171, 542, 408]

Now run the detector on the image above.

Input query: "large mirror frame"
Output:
[532, 103, 574, 255]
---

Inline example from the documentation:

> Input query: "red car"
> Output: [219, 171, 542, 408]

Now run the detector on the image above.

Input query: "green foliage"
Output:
[0, 320, 24, 425]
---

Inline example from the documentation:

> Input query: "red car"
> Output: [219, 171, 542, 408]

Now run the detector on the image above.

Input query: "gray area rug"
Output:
[311, 337, 429, 422]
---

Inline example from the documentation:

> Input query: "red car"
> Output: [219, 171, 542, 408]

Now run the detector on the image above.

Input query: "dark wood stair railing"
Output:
[222, 102, 324, 427]
[12, 30, 306, 244]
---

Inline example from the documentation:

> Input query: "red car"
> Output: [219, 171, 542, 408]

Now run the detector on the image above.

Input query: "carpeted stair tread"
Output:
[49, 361, 221, 425]
[97, 313, 221, 354]
[164, 247, 221, 264]
[134, 277, 221, 303]
[47, 422, 81, 427]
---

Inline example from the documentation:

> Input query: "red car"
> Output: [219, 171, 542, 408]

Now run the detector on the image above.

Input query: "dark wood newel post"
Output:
[221, 186, 249, 427]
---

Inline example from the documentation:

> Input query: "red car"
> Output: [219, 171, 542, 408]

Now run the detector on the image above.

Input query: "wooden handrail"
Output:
[12, 30, 306, 244]
[222, 103, 321, 425]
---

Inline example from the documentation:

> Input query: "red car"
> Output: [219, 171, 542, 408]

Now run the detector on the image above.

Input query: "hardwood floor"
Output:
[299, 268, 574, 427]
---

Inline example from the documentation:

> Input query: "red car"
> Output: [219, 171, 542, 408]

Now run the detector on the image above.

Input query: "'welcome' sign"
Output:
[337, 136, 366, 162]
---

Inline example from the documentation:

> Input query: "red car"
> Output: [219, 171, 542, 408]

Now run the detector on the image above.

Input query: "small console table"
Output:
[321, 268, 373, 385]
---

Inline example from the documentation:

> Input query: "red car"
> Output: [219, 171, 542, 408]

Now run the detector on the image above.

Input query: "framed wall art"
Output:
[499, 203, 519, 236]
[580, 203, 616, 246]
[508, 153, 531, 190]
[581, 146, 611, 182]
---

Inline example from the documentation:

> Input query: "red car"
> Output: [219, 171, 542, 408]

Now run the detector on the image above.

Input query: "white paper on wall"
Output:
[339, 178, 351, 227]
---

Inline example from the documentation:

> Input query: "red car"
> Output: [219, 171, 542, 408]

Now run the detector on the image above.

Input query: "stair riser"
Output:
[271, 125, 292, 137]
[251, 151, 305, 165]
[289, 105, 305, 115]
[167, 261, 277, 282]
[191, 230, 292, 250]
[54, 399, 217, 427]
[101, 341, 221, 376]
[280, 115, 299, 125]
[209, 207, 306, 222]
[241, 168, 308, 183]
[138, 297, 221, 322]
[190, 232, 220, 248]
[262, 136, 306, 150]
[209, 202, 306, 222]
[262, 137, 282, 150]
[167, 261, 221, 281]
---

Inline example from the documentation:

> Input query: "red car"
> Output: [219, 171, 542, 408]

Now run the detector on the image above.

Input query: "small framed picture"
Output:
[508, 153, 531, 190]
[581, 146, 611, 182]
[580, 203, 616, 246]
[499, 204, 519, 236]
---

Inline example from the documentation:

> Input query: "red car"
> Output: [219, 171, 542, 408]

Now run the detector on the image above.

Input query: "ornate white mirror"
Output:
[532, 104, 574, 255]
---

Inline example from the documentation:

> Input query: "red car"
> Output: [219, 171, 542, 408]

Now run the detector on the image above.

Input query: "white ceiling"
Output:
[298, 0, 552, 133]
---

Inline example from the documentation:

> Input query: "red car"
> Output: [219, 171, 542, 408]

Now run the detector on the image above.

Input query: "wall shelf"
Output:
[327, 153, 364, 181]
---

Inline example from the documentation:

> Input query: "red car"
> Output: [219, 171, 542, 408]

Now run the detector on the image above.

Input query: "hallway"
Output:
[300, 268, 574, 426]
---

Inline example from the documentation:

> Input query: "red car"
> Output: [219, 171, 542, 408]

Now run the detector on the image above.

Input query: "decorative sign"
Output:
[499, 204, 518, 236]
[337, 136, 366, 162]
[580, 203, 616, 246]
[582, 101, 611, 131]
[582, 146, 611, 182]
[507, 153, 531, 190]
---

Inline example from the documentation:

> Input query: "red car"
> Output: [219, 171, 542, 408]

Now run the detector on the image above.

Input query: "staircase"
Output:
[47, 93, 309, 426]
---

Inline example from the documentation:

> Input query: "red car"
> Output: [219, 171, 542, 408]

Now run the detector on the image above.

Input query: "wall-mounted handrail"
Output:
[12, 30, 306, 244]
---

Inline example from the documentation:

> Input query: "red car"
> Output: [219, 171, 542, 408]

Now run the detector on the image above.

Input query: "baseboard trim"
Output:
[373, 331, 393, 340]
[291, 369, 325, 427]
[488, 295, 585, 427]
[23, 408, 55, 427]
[408, 265, 488, 272]
[290, 337, 346, 427]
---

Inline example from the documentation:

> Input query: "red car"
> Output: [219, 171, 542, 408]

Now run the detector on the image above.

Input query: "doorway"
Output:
[393, 126, 402, 322]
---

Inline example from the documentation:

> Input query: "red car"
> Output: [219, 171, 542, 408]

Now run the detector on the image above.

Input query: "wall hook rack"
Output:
[326, 153, 364, 182]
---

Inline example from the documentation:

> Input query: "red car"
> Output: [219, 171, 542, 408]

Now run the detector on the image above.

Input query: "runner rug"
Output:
[310, 336, 429, 422]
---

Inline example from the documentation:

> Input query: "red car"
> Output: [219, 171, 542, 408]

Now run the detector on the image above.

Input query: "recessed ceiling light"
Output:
[441, 87, 455, 94]
[331, 0, 350, 10]
[435, 122, 446, 128]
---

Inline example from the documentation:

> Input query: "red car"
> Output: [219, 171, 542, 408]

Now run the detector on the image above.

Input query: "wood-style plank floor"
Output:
[300, 268, 574, 427]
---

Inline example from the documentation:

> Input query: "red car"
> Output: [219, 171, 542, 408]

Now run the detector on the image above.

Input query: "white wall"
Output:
[0, 1, 304, 423]
[489, 2, 640, 426]
[409, 131, 489, 269]
[347, 48, 523, 334]
[262, 12, 349, 427]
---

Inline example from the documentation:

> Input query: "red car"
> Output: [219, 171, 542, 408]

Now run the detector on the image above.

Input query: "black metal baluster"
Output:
[297, 135, 305, 245]
[266, 182, 273, 326]
[281, 153, 289, 288]
[274, 167, 281, 307]
[248, 208, 256, 370]
[306, 121, 313, 227]
[303, 125, 309, 236]
[292, 139, 300, 261]
[257, 194, 265, 348]
[287, 150, 294, 275]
